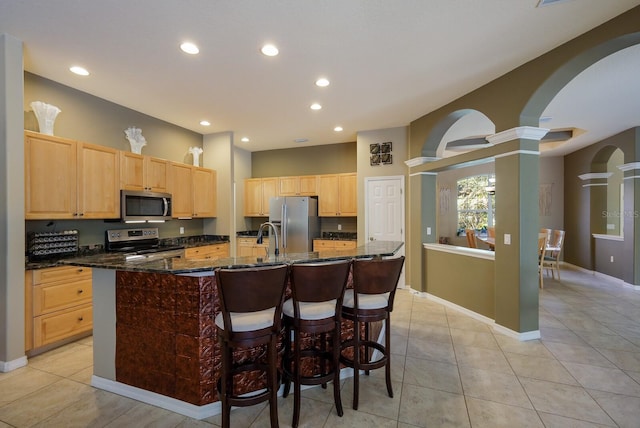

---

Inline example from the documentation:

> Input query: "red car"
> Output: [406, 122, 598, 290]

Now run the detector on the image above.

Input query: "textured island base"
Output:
[114, 271, 360, 407]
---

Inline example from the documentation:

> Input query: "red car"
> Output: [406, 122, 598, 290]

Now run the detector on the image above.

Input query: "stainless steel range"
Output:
[105, 227, 184, 260]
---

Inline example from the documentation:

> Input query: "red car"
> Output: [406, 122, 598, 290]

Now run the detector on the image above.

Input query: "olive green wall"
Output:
[251, 142, 356, 177]
[24, 73, 201, 162]
[23, 72, 212, 245]
[564, 127, 639, 283]
[424, 247, 495, 319]
[407, 6, 640, 334]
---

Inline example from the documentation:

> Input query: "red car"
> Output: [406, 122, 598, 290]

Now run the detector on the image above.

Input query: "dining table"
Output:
[477, 236, 495, 250]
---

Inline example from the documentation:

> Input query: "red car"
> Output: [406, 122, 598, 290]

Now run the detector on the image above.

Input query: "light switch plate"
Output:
[504, 234, 511, 245]
[427, 227, 431, 235]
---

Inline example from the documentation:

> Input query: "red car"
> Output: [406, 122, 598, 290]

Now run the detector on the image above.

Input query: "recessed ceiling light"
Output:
[315, 78, 330, 87]
[310, 103, 322, 110]
[241, 137, 250, 143]
[294, 138, 308, 143]
[69, 66, 89, 76]
[200, 120, 211, 126]
[334, 126, 343, 132]
[180, 42, 199, 55]
[261, 44, 279, 56]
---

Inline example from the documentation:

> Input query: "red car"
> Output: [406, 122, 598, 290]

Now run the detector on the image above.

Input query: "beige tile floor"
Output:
[2, 266, 640, 427]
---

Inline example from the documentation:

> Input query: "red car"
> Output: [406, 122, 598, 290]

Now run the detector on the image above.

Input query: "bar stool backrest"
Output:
[290, 260, 352, 303]
[215, 264, 289, 334]
[352, 256, 405, 311]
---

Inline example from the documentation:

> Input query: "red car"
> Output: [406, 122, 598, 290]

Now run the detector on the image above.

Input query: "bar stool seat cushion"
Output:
[283, 299, 337, 320]
[215, 308, 276, 332]
[343, 290, 390, 310]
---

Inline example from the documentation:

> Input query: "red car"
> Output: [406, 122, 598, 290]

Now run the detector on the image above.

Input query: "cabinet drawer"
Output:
[33, 266, 91, 285]
[334, 241, 357, 250]
[184, 243, 229, 259]
[33, 303, 93, 348]
[33, 278, 93, 316]
[313, 240, 334, 251]
[237, 237, 256, 246]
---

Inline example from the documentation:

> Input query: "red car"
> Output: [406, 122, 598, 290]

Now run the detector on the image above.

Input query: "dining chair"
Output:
[543, 229, 565, 280]
[538, 233, 549, 289]
[487, 227, 495, 238]
[214, 264, 290, 428]
[466, 229, 477, 248]
[540, 228, 552, 244]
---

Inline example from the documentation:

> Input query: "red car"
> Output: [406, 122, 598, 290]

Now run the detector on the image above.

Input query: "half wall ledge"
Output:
[422, 243, 540, 341]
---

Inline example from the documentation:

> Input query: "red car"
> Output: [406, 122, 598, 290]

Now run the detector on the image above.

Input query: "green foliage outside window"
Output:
[457, 175, 495, 233]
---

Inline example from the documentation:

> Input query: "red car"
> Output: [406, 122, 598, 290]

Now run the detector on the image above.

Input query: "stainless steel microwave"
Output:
[121, 190, 172, 223]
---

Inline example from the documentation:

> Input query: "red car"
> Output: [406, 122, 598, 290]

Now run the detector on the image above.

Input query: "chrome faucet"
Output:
[256, 222, 280, 256]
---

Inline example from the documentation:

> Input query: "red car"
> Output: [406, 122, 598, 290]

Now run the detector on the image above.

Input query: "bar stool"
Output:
[214, 264, 289, 428]
[340, 256, 405, 410]
[281, 259, 352, 428]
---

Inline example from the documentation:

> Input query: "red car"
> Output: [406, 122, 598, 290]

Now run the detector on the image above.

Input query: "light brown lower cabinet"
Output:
[313, 239, 357, 252]
[237, 237, 269, 257]
[25, 266, 93, 353]
[184, 243, 229, 260]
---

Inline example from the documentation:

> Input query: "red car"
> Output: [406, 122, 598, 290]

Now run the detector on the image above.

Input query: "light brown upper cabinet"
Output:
[277, 175, 318, 196]
[318, 173, 357, 217]
[170, 162, 217, 218]
[120, 152, 169, 193]
[25, 131, 119, 220]
[244, 177, 277, 216]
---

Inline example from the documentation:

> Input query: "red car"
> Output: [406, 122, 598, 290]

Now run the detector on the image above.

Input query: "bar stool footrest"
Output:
[283, 348, 337, 386]
[340, 339, 388, 372]
[217, 362, 281, 408]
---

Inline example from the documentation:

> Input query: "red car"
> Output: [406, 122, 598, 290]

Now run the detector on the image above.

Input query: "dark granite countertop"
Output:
[26, 234, 230, 270]
[59, 241, 404, 275]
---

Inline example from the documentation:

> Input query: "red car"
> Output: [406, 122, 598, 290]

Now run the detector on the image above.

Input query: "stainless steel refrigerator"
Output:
[269, 196, 320, 255]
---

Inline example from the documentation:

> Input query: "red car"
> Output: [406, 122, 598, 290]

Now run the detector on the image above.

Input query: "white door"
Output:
[365, 176, 406, 287]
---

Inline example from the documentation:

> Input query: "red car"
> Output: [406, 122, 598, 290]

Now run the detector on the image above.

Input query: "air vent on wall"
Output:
[537, 0, 573, 7]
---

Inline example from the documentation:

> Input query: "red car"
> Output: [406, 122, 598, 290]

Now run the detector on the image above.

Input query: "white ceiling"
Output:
[1, 0, 639, 154]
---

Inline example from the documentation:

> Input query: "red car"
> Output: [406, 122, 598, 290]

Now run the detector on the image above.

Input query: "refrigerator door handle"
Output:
[281, 203, 287, 250]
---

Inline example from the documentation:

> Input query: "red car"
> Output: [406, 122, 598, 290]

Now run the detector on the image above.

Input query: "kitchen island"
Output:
[61, 240, 403, 419]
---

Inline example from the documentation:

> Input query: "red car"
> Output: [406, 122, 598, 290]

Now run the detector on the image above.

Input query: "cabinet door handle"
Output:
[77, 268, 84, 272]
[78, 316, 84, 321]
[78, 289, 84, 294]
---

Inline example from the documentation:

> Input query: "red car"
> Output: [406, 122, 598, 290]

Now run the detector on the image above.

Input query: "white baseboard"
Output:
[422, 293, 540, 341]
[0, 356, 27, 373]
[562, 262, 640, 290]
[92, 366, 356, 420]
[92, 376, 221, 420]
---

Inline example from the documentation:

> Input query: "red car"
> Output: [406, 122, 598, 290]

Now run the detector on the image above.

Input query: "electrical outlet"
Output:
[180, 227, 185, 235]
[337, 224, 342, 231]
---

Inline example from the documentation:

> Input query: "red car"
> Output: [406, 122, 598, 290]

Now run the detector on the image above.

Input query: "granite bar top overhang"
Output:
[60, 241, 404, 275]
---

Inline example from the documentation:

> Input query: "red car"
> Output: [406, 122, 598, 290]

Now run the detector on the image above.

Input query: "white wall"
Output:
[356, 126, 408, 242]
[203, 132, 233, 237]
[234, 147, 252, 235]
[1, 33, 26, 370]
